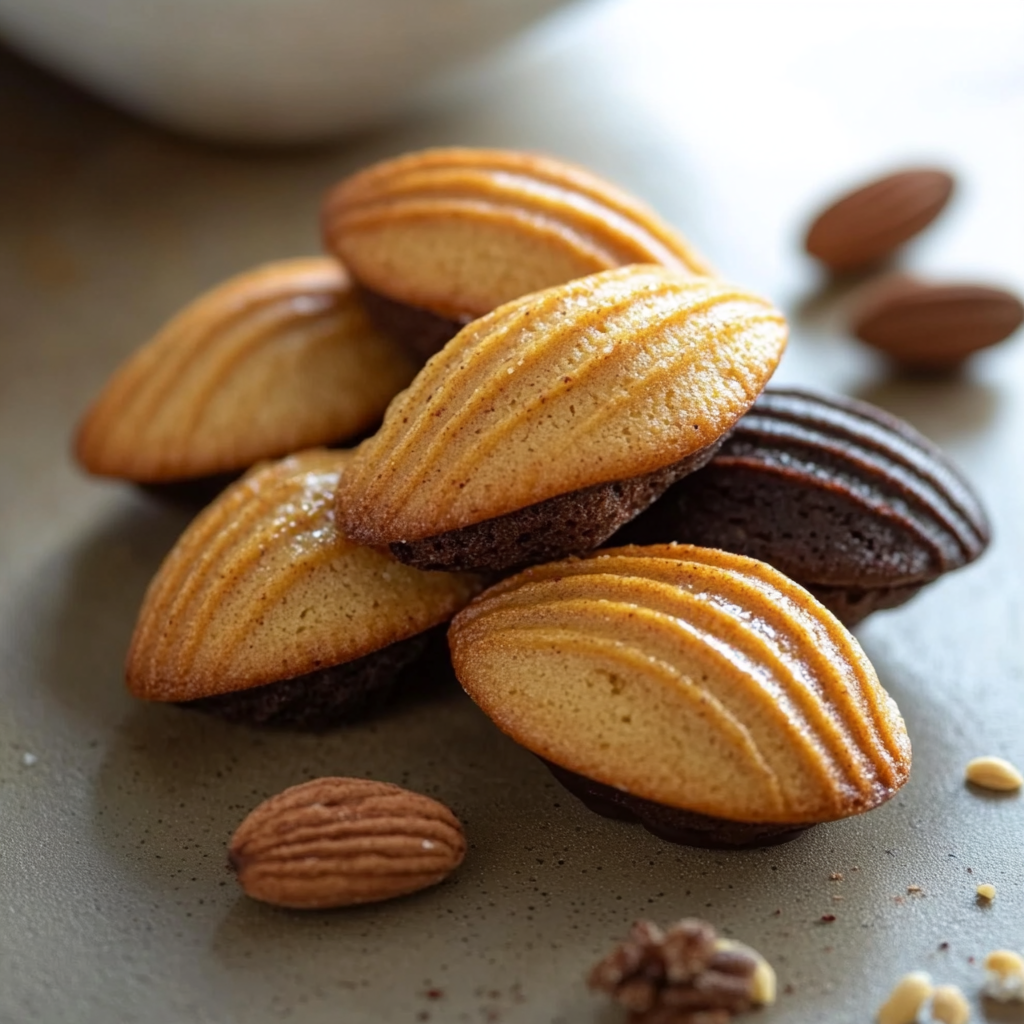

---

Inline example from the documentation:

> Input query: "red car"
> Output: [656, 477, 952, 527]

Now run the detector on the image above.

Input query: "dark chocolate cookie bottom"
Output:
[806, 581, 926, 627]
[391, 441, 726, 574]
[181, 631, 429, 729]
[358, 287, 468, 362]
[139, 471, 242, 509]
[543, 761, 809, 849]
[614, 467, 939, 628]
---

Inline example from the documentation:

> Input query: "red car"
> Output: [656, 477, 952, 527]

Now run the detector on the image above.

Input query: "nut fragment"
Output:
[229, 777, 466, 909]
[877, 971, 933, 1024]
[983, 950, 1024, 1002]
[714, 939, 776, 1006]
[588, 919, 775, 1023]
[976, 883, 996, 901]
[931, 984, 970, 1024]
[965, 756, 1023, 792]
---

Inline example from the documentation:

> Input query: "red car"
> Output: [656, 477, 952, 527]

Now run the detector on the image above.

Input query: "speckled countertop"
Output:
[2, 3, 1023, 1022]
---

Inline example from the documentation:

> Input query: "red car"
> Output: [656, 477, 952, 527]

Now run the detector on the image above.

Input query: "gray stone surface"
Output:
[2, 3, 1023, 1022]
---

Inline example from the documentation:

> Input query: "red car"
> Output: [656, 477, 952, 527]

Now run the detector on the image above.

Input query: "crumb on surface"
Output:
[21, 751, 38, 767]
[931, 983, 970, 1024]
[976, 883, 996, 901]
[984, 949, 1024, 1002]
[876, 971, 932, 1024]
[820, 914, 836, 923]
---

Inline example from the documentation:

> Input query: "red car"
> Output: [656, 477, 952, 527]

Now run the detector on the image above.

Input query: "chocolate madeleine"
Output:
[615, 388, 990, 625]
[449, 545, 911, 847]
[127, 449, 482, 728]
[76, 258, 417, 484]
[322, 148, 712, 357]
[336, 266, 788, 573]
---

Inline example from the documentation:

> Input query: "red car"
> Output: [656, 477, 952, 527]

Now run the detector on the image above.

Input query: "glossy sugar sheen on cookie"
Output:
[336, 266, 788, 547]
[322, 147, 713, 321]
[127, 449, 482, 702]
[449, 545, 911, 825]
[619, 389, 989, 601]
[76, 258, 418, 482]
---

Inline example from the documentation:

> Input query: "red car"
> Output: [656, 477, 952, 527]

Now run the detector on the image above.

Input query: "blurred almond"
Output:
[322, 147, 712, 323]
[76, 258, 417, 482]
[805, 168, 954, 272]
[230, 777, 466, 909]
[851, 275, 1024, 369]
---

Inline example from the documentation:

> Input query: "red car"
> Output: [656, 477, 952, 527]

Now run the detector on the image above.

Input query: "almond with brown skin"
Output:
[851, 275, 1024, 369]
[229, 778, 466, 909]
[805, 168, 955, 272]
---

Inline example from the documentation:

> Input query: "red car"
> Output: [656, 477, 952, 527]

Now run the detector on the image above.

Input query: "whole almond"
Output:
[805, 168, 954, 272]
[851, 275, 1024, 369]
[229, 778, 466, 909]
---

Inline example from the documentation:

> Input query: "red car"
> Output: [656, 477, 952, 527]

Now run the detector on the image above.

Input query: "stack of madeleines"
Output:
[76, 148, 990, 848]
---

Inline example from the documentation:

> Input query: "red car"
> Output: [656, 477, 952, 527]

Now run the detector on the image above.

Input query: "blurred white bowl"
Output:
[0, 0, 575, 143]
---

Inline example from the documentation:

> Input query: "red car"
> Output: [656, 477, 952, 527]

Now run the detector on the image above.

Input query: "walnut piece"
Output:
[588, 919, 775, 1024]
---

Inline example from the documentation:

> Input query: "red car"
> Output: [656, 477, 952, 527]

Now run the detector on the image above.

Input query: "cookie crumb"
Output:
[976, 883, 996, 901]
[877, 971, 932, 1024]
[907, 885, 922, 894]
[983, 949, 1024, 1002]
[931, 984, 970, 1024]
[21, 752, 38, 767]
[829, 872, 844, 881]
[820, 914, 836, 923]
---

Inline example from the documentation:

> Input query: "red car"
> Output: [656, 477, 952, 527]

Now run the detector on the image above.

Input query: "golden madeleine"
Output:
[76, 258, 417, 483]
[322, 147, 712, 343]
[127, 449, 482, 726]
[449, 544, 910, 838]
[336, 266, 788, 572]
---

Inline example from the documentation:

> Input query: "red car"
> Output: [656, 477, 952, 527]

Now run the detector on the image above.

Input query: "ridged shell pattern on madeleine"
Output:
[337, 266, 788, 547]
[449, 545, 911, 825]
[76, 258, 418, 482]
[616, 388, 990, 626]
[322, 147, 713, 321]
[127, 449, 482, 702]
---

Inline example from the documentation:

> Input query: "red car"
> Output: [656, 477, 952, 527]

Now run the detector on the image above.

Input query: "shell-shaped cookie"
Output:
[337, 266, 788, 547]
[127, 449, 482, 702]
[322, 147, 712, 322]
[620, 388, 990, 589]
[76, 258, 418, 482]
[449, 545, 911, 825]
